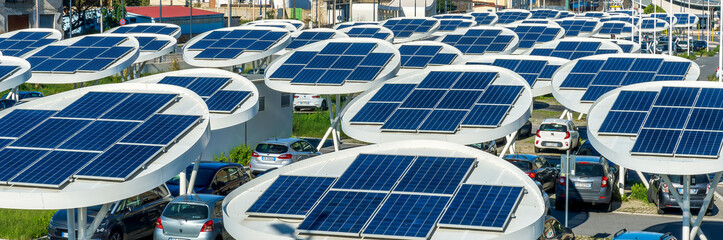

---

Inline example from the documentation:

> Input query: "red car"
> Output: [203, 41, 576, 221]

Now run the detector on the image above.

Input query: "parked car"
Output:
[555, 156, 617, 212]
[154, 194, 226, 240]
[503, 154, 558, 191]
[655, 43, 683, 54]
[613, 229, 676, 240]
[48, 185, 172, 240]
[677, 40, 690, 51]
[539, 216, 575, 240]
[293, 94, 327, 111]
[691, 40, 707, 51]
[575, 141, 601, 157]
[518, 120, 533, 139]
[166, 162, 252, 197]
[468, 140, 498, 155]
[0, 99, 16, 110]
[249, 138, 321, 175]
[535, 119, 580, 153]
[647, 174, 714, 214]
[1, 91, 44, 100]
[536, 181, 551, 215]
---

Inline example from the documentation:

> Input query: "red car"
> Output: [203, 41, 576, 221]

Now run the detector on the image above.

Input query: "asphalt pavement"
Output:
[694, 54, 719, 81]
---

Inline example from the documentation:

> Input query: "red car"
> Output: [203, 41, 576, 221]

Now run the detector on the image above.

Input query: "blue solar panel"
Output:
[0, 148, 49, 182]
[477, 85, 523, 105]
[436, 90, 484, 110]
[441, 29, 514, 55]
[0, 31, 56, 57]
[101, 93, 177, 121]
[333, 154, 415, 191]
[509, 25, 560, 48]
[497, 11, 531, 24]
[439, 185, 524, 230]
[0, 110, 56, 138]
[297, 190, 386, 234]
[462, 104, 511, 127]
[438, 20, 473, 31]
[452, 72, 497, 90]
[206, 90, 252, 113]
[686, 108, 723, 131]
[530, 9, 560, 19]
[487, 59, 552, 86]
[381, 108, 431, 131]
[344, 27, 391, 40]
[135, 36, 170, 51]
[399, 44, 456, 68]
[114, 25, 179, 35]
[598, 22, 633, 35]
[59, 120, 139, 151]
[382, 18, 437, 38]
[335, 22, 379, 29]
[556, 19, 599, 36]
[55, 92, 131, 119]
[0, 138, 12, 149]
[350, 102, 400, 124]
[75, 144, 163, 180]
[631, 129, 681, 155]
[186, 77, 230, 97]
[246, 176, 335, 216]
[189, 29, 287, 60]
[470, 12, 497, 25]
[0, 65, 20, 81]
[654, 87, 698, 107]
[695, 88, 723, 108]
[676, 131, 723, 156]
[529, 40, 613, 60]
[394, 156, 474, 194]
[10, 119, 92, 149]
[27, 37, 134, 73]
[417, 110, 468, 132]
[362, 194, 450, 238]
[599, 111, 647, 134]
[611, 91, 657, 111]
[286, 31, 336, 49]
[120, 114, 199, 146]
[9, 151, 98, 187]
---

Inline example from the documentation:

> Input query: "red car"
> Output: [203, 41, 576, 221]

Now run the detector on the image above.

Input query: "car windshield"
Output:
[163, 203, 208, 220]
[507, 160, 532, 171]
[166, 168, 216, 187]
[575, 163, 604, 177]
[668, 175, 709, 185]
[256, 144, 288, 154]
[540, 124, 567, 132]
[576, 144, 600, 156]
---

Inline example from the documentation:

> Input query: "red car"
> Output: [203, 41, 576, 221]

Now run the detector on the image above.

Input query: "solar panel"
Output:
[600, 16, 640, 25]
[508, 25, 561, 48]
[27, 36, 134, 73]
[270, 42, 391, 85]
[496, 11, 531, 24]
[75, 144, 163, 180]
[99, 93, 176, 121]
[58, 121, 139, 151]
[120, 114, 200, 146]
[135, 36, 170, 51]
[530, 9, 560, 19]
[343, 26, 391, 40]
[399, 44, 458, 68]
[246, 175, 336, 217]
[598, 22, 634, 35]
[113, 25, 179, 36]
[438, 19, 474, 31]
[382, 18, 438, 38]
[440, 28, 516, 55]
[438, 184, 524, 231]
[0, 65, 20, 81]
[529, 40, 619, 60]
[0, 110, 56, 138]
[9, 151, 98, 187]
[332, 154, 415, 191]
[557, 11, 575, 18]
[297, 190, 387, 235]
[0, 148, 50, 182]
[639, 18, 667, 30]
[555, 19, 600, 37]
[674, 13, 697, 25]
[470, 12, 498, 25]
[206, 90, 252, 113]
[334, 22, 379, 30]
[394, 156, 475, 194]
[560, 57, 691, 102]
[362, 194, 450, 238]
[10, 118, 93, 149]
[0, 31, 56, 57]
[188, 29, 288, 60]
[433, 14, 475, 20]
[54, 92, 131, 119]
[286, 31, 336, 49]
[482, 59, 558, 86]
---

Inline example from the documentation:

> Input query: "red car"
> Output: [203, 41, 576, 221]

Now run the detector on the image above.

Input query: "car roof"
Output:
[170, 194, 225, 204]
[187, 161, 242, 170]
[614, 231, 671, 240]
[503, 154, 538, 161]
[541, 118, 571, 124]
[574, 155, 604, 164]
[260, 137, 303, 145]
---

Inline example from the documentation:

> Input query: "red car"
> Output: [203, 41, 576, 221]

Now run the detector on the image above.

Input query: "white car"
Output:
[534, 119, 580, 153]
[293, 94, 327, 111]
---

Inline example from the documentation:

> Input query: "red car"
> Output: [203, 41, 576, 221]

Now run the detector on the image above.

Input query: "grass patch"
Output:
[292, 111, 349, 138]
[630, 183, 648, 202]
[0, 209, 56, 240]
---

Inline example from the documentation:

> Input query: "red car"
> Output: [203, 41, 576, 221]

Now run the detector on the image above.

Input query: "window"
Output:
[214, 201, 223, 218]
[533, 159, 544, 169]
[290, 142, 304, 152]
[39, 14, 54, 28]
[258, 96, 265, 111]
[301, 141, 315, 152]
[281, 93, 291, 107]
[130, 18, 137, 23]
[227, 167, 240, 181]
[163, 203, 209, 220]
[213, 169, 230, 185]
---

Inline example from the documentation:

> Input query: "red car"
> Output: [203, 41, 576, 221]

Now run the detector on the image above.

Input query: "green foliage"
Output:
[293, 112, 331, 138]
[214, 153, 229, 162]
[0, 209, 56, 240]
[630, 183, 648, 201]
[215, 144, 252, 166]
[677, 52, 697, 60]
[643, 4, 665, 14]
[101, 2, 126, 31]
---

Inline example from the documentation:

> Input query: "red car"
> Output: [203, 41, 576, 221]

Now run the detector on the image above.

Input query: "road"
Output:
[694, 54, 719, 81]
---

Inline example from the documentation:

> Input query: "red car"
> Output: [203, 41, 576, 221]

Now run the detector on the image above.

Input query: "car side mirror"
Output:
[556, 164, 561, 169]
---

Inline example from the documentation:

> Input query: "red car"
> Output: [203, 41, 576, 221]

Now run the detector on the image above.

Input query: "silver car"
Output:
[154, 194, 226, 240]
[555, 156, 617, 212]
[249, 138, 321, 175]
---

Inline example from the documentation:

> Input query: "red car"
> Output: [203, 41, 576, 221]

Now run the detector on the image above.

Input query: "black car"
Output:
[48, 185, 172, 240]
[691, 40, 707, 51]
[166, 161, 252, 197]
[503, 154, 558, 191]
[647, 174, 714, 214]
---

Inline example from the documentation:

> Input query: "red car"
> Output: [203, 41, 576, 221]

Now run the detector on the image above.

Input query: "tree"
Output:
[643, 4, 665, 14]
[102, 1, 126, 30]
[63, 0, 101, 35]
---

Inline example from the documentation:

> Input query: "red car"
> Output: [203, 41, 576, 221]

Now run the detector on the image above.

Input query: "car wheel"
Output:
[534, 147, 540, 153]
[657, 204, 665, 214]
[321, 101, 328, 111]
[109, 230, 122, 240]
[602, 202, 612, 212]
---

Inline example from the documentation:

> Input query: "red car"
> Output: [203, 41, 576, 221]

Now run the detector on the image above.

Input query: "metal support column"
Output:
[683, 175, 691, 240]
[67, 208, 76, 240]
[78, 207, 87, 239]
[690, 172, 722, 239]
[179, 170, 187, 196]
[187, 156, 202, 195]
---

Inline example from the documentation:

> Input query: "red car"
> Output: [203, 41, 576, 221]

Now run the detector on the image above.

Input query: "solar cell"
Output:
[100, 93, 177, 121]
[497, 11, 531, 24]
[477, 85, 523, 105]
[418, 110, 468, 132]
[297, 190, 386, 234]
[9, 151, 98, 187]
[438, 19, 474, 31]
[333, 154, 415, 191]
[0, 65, 20, 81]
[599, 111, 647, 134]
[676, 131, 723, 157]
[0, 110, 57, 138]
[75, 144, 163, 180]
[0, 31, 57, 57]
[10, 118, 93, 149]
[654, 87, 698, 107]
[350, 102, 400, 124]
[55, 92, 131, 119]
[246, 176, 336, 217]
[114, 25, 179, 35]
[362, 194, 450, 238]
[487, 59, 553, 86]
[631, 129, 681, 155]
[509, 25, 560, 48]
[439, 184, 524, 230]
[188, 29, 287, 60]
[394, 156, 474, 194]
[441, 28, 514, 55]
[59, 120, 139, 151]
[0, 138, 12, 149]
[556, 19, 600, 37]
[470, 12, 497, 25]
[120, 114, 199, 146]
[381, 108, 431, 131]
[287, 31, 336, 49]
[0, 148, 49, 182]
[530, 41, 614, 60]
[206, 90, 252, 113]
[461, 104, 511, 127]
[695, 88, 723, 108]
[610, 91, 657, 111]
[344, 26, 391, 40]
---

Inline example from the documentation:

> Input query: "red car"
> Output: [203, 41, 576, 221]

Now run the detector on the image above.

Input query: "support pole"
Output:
[187, 156, 202, 195]
[565, 148, 570, 228]
[560, 109, 569, 119]
[690, 172, 722, 239]
[77, 207, 87, 240]
[67, 208, 76, 240]
[636, 170, 649, 189]
[84, 203, 112, 240]
[179, 170, 187, 196]
[618, 166, 625, 197]
[683, 175, 691, 240]
[498, 130, 518, 157]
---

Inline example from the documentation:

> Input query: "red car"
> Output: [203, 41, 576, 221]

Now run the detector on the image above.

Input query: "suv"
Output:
[535, 119, 580, 153]
[555, 156, 617, 212]
[166, 162, 252, 197]
[48, 185, 172, 240]
[613, 229, 676, 240]
[503, 154, 558, 191]
[249, 138, 321, 175]
[155, 194, 226, 240]
[293, 94, 327, 111]
[647, 174, 714, 214]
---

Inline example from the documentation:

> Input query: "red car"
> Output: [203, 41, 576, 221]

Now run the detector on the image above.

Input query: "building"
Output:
[126, 6, 224, 35]
[0, 0, 63, 33]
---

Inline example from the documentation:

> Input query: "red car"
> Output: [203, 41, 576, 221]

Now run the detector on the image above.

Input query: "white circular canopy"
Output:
[182, 26, 291, 68]
[106, 23, 182, 39]
[127, 33, 177, 63]
[0, 28, 62, 58]
[0, 56, 32, 92]
[463, 55, 569, 97]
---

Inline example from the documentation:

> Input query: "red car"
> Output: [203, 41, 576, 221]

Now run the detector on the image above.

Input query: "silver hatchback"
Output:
[249, 138, 321, 175]
[154, 194, 226, 240]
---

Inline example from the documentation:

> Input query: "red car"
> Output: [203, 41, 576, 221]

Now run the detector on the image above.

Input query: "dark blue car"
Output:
[1, 91, 44, 100]
[166, 161, 251, 197]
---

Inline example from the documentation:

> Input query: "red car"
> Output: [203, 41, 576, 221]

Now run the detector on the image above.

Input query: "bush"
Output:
[214, 144, 252, 166]
[630, 183, 648, 201]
